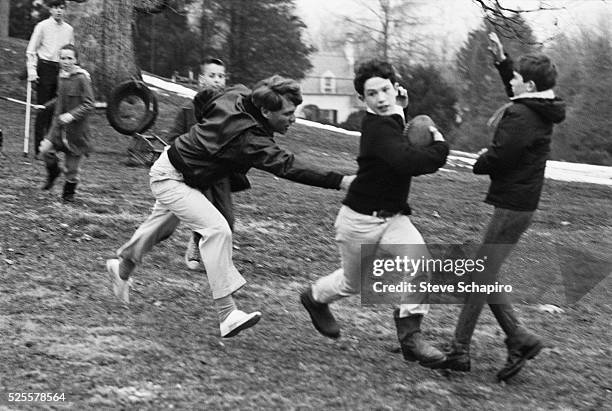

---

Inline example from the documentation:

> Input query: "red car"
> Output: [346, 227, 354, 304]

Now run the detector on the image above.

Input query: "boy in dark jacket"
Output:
[439, 33, 566, 381]
[300, 59, 450, 368]
[39, 44, 94, 202]
[165, 58, 238, 271]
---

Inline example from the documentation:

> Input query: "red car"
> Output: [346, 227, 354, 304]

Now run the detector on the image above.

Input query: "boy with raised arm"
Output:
[438, 32, 566, 381]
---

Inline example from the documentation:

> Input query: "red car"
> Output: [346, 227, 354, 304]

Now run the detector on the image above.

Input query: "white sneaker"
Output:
[219, 309, 262, 338]
[184, 236, 201, 271]
[106, 259, 132, 304]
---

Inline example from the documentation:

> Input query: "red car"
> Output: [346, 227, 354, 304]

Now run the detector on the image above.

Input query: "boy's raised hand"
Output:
[487, 32, 505, 62]
[340, 175, 356, 191]
[395, 85, 409, 108]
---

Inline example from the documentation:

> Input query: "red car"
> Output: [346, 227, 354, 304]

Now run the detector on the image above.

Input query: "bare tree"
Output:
[342, 0, 428, 62]
[66, 0, 167, 97]
[472, 0, 563, 42]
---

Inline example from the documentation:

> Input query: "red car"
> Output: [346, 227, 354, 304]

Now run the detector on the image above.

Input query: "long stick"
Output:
[0, 96, 45, 109]
[23, 81, 32, 156]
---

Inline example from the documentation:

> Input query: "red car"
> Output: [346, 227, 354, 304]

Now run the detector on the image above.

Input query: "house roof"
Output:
[301, 52, 355, 95]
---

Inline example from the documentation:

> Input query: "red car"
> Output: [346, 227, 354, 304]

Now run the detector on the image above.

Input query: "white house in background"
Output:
[296, 40, 363, 124]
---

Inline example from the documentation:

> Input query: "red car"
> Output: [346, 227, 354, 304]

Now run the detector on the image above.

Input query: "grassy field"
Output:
[1, 38, 611, 410]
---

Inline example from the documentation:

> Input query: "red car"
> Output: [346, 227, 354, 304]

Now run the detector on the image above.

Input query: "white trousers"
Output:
[312, 205, 430, 316]
[117, 149, 245, 299]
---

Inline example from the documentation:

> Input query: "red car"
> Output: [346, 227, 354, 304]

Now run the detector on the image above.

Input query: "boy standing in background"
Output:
[26, 0, 74, 157]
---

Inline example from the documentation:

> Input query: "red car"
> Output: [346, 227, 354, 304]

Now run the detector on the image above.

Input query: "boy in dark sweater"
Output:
[300, 60, 450, 368]
[439, 33, 566, 381]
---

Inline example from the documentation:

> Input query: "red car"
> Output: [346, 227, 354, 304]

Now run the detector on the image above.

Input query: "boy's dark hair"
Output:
[202, 57, 225, 67]
[47, 0, 67, 7]
[251, 75, 302, 111]
[518, 53, 557, 91]
[353, 59, 398, 96]
[60, 43, 78, 60]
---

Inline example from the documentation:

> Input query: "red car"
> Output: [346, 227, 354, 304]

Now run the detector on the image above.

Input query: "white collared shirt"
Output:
[511, 89, 555, 100]
[366, 105, 406, 121]
[26, 17, 74, 73]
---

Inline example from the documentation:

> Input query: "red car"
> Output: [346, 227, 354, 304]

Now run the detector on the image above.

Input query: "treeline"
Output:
[132, 0, 312, 87]
[9, 0, 313, 88]
[343, 15, 612, 166]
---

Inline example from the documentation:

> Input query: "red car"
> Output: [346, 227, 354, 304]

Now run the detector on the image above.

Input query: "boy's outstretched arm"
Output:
[488, 32, 514, 97]
[234, 132, 347, 190]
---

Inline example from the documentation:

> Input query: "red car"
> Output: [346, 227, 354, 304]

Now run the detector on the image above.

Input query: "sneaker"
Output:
[106, 259, 132, 304]
[220, 309, 262, 338]
[300, 287, 340, 339]
[497, 333, 543, 381]
[184, 236, 200, 271]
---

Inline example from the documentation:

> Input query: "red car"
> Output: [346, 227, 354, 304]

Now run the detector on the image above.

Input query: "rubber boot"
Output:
[393, 309, 445, 368]
[62, 181, 77, 202]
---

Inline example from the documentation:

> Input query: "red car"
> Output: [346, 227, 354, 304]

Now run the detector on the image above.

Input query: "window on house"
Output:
[323, 77, 334, 93]
[319, 109, 338, 124]
[320, 71, 336, 94]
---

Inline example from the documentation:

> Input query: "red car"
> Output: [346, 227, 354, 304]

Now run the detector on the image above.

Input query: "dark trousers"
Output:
[34, 60, 59, 155]
[455, 207, 534, 346]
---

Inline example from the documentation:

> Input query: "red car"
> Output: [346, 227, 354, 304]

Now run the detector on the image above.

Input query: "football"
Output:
[403, 114, 436, 147]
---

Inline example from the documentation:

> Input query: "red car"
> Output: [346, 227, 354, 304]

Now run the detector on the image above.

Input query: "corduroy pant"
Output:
[117, 149, 245, 299]
[312, 205, 431, 317]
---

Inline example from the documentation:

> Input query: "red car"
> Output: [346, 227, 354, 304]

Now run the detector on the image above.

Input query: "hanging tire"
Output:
[106, 80, 158, 135]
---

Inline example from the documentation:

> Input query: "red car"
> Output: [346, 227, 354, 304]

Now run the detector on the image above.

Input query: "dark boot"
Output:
[62, 181, 77, 202]
[393, 309, 445, 368]
[42, 154, 61, 190]
[497, 331, 543, 381]
[438, 340, 471, 371]
[300, 287, 340, 339]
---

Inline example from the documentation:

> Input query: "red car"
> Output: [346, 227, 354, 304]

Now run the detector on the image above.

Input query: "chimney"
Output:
[344, 33, 355, 74]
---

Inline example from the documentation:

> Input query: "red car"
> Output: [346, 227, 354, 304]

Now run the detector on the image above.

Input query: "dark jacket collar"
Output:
[243, 96, 275, 136]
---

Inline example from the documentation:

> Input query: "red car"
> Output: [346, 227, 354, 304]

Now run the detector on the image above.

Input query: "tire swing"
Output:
[107, 80, 165, 166]
[106, 80, 158, 135]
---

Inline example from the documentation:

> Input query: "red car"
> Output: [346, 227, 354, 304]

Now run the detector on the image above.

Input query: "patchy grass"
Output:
[1, 38, 611, 410]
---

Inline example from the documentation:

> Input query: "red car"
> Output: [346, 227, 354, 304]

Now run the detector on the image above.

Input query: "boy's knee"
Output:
[203, 224, 232, 241]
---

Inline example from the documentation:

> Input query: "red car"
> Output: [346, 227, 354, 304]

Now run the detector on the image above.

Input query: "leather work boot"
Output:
[497, 331, 543, 381]
[62, 181, 77, 202]
[393, 309, 445, 368]
[42, 157, 61, 190]
[438, 340, 471, 372]
[300, 287, 340, 339]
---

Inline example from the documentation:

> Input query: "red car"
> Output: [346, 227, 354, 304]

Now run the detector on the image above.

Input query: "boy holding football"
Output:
[300, 59, 450, 368]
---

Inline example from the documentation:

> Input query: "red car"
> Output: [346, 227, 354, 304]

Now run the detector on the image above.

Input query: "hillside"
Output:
[0, 38, 610, 410]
